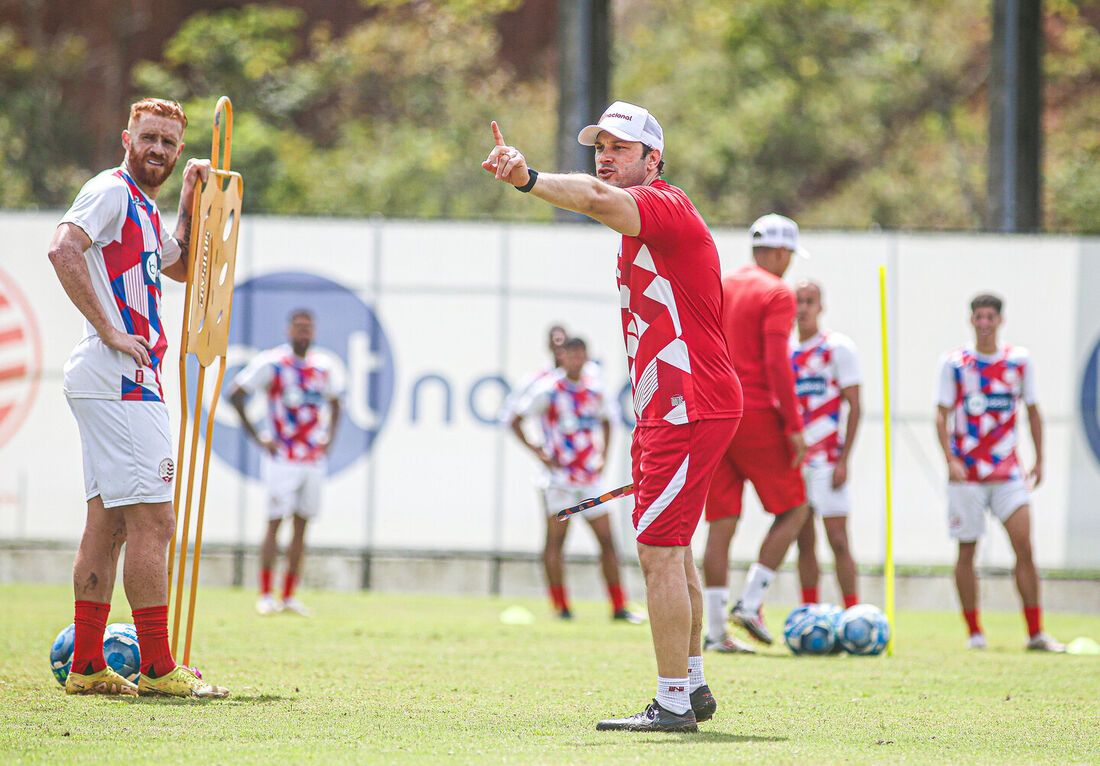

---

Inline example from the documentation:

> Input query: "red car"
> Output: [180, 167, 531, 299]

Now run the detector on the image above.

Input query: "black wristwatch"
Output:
[514, 168, 538, 193]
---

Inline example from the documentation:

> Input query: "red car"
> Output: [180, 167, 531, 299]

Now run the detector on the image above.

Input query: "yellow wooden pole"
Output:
[879, 265, 895, 656]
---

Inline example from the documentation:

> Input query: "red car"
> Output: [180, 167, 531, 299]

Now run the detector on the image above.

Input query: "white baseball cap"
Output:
[749, 213, 810, 258]
[577, 101, 664, 152]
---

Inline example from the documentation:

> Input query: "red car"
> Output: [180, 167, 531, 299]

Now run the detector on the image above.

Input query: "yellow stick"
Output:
[879, 265, 896, 656]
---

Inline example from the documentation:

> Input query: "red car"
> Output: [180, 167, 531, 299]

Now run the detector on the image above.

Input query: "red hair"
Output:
[128, 98, 188, 130]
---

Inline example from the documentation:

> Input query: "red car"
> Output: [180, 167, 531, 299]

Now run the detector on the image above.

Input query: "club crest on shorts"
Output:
[158, 458, 175, 483]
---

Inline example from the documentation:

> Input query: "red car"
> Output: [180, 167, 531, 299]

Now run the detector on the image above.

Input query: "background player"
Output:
[703, 213, 808, 648]
[483, 101, 742, 732]
[229, 309, 344, 617]
[47, 97, 227, 697]
[510, 336, 639, 623]
[935, 294, 1064, 652]
[498, 324, 569, 425]
[790, 280, 862, 608]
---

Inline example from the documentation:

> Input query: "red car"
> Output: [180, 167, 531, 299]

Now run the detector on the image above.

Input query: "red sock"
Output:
[549, 585, 568, 613]
[260, 568, 273, 595]
[1024, 605, 1042, 638]
[72, 601, 110, 675]
[608, 583, 626, 613]
[282, 572, 297, 600]
[963, 609, 982, 636]
[133, 605, 176, 678]
[843, 594, 859, 609]
[801, 588, 818, 604]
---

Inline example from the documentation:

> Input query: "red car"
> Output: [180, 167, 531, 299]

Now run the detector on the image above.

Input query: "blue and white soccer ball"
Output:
[105, 622, 138, 642]
[836, 604, 890, 655]
[50, 623, 76, 686]
[103, 626, 141, 682]
[783, 604, 837, 655]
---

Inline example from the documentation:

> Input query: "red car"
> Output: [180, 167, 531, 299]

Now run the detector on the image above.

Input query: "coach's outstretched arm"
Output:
[482, 121, 642, 237]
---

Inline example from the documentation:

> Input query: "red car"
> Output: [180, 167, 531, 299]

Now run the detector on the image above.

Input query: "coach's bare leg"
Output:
[586, 514, 622, 587]
[955, 541, 978, 614]
[824, 516, 858, 600]
[758, 504, 810, 570]
[120, 501, 176, 608]
[684, 548, 704, 656]
[702, 516, 739, 588]
[1002, 505, 1039, 607]
[73, 495, 126, 602]
[261, 517, 282, 574]
[544, 513, 570, 588]
[638, 543, 690, 678]
[286, 514, 309, 579]
[796, 513, 819, 596]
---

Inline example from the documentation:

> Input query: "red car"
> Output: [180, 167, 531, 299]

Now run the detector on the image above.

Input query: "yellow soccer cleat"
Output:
[138, 665, 229, 699]
[64, 666, 138, 696]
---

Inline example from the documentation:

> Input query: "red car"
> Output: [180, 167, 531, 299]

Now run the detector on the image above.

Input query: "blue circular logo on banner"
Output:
[191, 271, 395, 479]
[1082, 333, 1100, 467]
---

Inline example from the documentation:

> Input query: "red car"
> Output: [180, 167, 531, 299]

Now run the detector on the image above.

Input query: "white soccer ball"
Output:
[836, 604, 890, 655]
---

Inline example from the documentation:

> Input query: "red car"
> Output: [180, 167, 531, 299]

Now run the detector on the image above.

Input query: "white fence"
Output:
[2, 211, 1099, 573]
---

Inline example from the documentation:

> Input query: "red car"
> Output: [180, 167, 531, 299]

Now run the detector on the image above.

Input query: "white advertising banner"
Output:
[0, 211, 1096, 571]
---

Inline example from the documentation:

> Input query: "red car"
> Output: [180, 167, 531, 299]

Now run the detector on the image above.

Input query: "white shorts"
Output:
[540, 483, 612, 522]
[66, 398, 175, 509]
[802, 462, 851, 518]
[261, 454, 325, 520]
[947, 479, 1031, 542]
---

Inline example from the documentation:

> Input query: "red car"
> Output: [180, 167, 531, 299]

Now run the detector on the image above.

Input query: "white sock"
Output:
[740, 563, 776, 612]
[705, 587, 729, 641]
[656, 676, 690, 715]
[688, 655, 705, 692]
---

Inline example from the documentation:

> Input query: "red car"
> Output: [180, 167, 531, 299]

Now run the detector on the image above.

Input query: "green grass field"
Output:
[1, 584, 1097, 765]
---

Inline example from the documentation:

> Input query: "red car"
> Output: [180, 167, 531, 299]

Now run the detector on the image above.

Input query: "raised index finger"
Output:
[491, 120, 506, 147]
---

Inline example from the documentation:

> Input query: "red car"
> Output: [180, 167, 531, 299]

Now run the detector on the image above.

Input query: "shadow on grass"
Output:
[583, 732, 788, 745]
[121, 694, 286, 705]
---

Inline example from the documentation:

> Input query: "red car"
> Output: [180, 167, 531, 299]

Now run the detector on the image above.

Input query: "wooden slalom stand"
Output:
[167, 97, 244, 666]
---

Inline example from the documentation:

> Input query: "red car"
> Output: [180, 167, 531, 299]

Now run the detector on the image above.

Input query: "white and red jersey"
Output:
[232, 344, 344, 463]
[59, 166, 182, 402]
[517, 369, 611, 487]
[499, 360, 603, 424]
[619, 181, 741, 426]
[790, 330, 861, 466]
[937, 345, 1037, 483]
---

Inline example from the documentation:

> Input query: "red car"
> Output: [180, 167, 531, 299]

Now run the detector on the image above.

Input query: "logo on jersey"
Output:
[158, 458, 174, 483]
[1081, 333, 1100, 467]
[144, 251, 159, 283]
[0, 267, 43, 451]
[796, 376, 827, 397]
[194, 271, 395, 480]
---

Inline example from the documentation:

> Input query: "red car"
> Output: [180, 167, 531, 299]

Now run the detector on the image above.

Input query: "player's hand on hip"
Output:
[831, 459, 848, 489]
[1028, 461, 1043, 489]
[539, 452, 560, 470]
[947, 456, 968, 483]
[260, 436, 278, 456]
[788, 431, 807, 467]
[103, 328, 152, 368]
[482, 121, 531, 187]
[179, 159, 212, 210]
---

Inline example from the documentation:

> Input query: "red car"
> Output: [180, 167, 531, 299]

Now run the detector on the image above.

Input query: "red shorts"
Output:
[705, 408, 805, 520]
[631, 417, 740, 546]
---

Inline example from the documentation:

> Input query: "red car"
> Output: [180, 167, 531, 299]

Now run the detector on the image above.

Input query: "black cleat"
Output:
[689, 684, 716, 722]
[612, 609, 645, 624]
[558, 608, 573, 620]
[596, 700, 698, 732]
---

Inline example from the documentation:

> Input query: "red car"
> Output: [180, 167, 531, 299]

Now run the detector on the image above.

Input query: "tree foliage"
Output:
[0, 0, 1097, 232]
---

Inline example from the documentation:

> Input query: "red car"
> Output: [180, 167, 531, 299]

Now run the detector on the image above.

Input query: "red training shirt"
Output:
[618, 180, 742, 427]
[721, 264, 800, 433]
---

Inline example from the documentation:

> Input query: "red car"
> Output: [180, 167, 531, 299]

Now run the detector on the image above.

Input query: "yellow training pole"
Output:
[879, 265, 896, 656]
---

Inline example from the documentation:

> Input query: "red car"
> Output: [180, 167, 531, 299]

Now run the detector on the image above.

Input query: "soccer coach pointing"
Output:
[483, 103, 743, 732]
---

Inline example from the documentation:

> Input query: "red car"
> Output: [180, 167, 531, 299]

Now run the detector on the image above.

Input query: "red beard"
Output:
[126, 144, 178, 189]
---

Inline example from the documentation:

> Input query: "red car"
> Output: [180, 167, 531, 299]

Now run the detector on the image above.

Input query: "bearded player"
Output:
[484, 101, 742, 732]
[47, 98, 228, 697]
